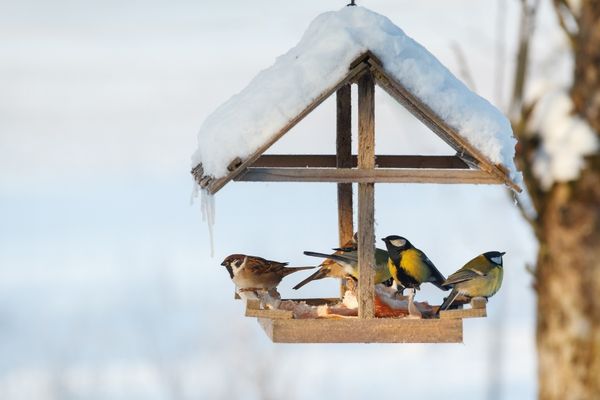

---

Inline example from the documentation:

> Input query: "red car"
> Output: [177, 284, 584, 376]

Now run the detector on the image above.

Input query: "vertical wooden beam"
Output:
[336, 85, 354, 298]
[357, 72, 375, 319]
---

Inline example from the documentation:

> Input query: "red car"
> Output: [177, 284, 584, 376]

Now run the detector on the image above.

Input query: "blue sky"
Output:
[0, 0, 564, 398]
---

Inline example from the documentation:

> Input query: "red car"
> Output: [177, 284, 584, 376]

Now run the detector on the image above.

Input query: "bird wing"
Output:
[246, 257, 288, 274]
[444, 254, 497, 286]
[443, 268, 484, 286]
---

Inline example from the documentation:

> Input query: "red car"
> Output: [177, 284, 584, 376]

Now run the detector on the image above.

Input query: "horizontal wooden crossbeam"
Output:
[252, 154, 469, 169]
[235, 167, 504, 184]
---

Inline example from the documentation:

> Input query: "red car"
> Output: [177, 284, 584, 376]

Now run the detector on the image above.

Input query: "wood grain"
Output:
[257, 317, 463, 343]
[357, 72, 375, 319]
[337, 84, 354, 297]
[336, 85, 354, 247]
[250, 154, 470, 169]
[235, 167, 504, 184]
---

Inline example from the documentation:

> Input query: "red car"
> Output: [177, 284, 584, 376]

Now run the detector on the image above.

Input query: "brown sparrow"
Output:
[292, 237, 356, 290]
[220, 254, 314, 303]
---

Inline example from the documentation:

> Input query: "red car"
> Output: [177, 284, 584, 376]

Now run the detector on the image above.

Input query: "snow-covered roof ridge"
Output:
[192, 6, 522, 191]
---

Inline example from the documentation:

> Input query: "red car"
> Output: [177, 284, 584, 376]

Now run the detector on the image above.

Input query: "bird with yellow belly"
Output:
[381, 235, 448, 318]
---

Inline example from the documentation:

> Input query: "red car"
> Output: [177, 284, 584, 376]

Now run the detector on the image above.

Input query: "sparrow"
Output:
[292, 255, 348, 290]
[381, 235, 448, 318]
[438, 251, 505, 313]
[300, 247, 392, 288]
[220, 254, 314, 302]
[293, 236, 360, 290]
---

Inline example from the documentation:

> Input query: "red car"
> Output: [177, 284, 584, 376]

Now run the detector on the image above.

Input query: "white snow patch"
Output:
[529, 89, 598, 189]
[192, 6, 521, 187]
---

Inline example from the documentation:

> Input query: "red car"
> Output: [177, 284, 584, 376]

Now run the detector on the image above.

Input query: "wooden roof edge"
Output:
[366, 60, 522, 193]
[194, 57, 372, 195]
[191, 51, 522, 194]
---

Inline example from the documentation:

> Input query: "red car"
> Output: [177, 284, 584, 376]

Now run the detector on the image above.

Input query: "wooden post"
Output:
[336, 85, 353, 297]
[357, 72, 375, 319]
[336, 85, 353, 245]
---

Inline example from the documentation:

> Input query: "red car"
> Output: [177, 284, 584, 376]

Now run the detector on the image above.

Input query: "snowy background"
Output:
[1, 0, 569, 399]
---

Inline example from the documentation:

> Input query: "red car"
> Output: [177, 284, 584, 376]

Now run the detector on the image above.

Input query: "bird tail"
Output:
[432, 280, 452, 291]
[303, 251, 353, 264]
[292, 268, 329, 290]
[282, 266, 315, 277]
[437, 288, 460, 315]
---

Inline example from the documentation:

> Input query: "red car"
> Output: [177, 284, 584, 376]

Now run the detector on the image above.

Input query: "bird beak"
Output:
[380, 238, 386, 242]
[220, 261, 227, 266]
[500, 252, 506, 256]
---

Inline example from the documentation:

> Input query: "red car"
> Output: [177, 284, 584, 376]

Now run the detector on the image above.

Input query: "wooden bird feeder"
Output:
[192, 51, 520, 343]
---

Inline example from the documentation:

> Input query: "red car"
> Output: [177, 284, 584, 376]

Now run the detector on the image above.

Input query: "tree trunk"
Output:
[536, 2, 600, 399]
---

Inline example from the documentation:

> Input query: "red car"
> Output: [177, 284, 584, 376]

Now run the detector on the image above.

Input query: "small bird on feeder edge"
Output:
[220, 254, 314, 308]
[437, 251, 505, 314]
[297, 232, 392, 290]
[300, 248, 392, 289]
[292, 236, 357, 290]
[381, 235, 449, 318]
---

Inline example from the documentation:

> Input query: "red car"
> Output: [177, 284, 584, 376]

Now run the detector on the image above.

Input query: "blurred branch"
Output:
[509, 0, 541, 120]
[451, 41, 477, 91]
[508, 0, 545, 227]
[552, 0, 579, 49]
[494, 0, 508, 107]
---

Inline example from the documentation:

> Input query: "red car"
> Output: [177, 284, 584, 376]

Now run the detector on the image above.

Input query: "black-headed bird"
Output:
[220, 254, 314, 305]
[381, 235, 448, 317]
[438, 251, 505, 313]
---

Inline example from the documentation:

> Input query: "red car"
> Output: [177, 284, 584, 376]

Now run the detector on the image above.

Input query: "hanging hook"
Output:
[347, 0, 357, 6]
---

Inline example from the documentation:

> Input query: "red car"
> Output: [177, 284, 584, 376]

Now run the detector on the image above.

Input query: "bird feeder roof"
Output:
[191, 6, 522, 193]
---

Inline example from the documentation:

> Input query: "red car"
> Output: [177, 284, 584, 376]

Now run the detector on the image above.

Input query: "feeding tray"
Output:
[243, 297, 487, 343]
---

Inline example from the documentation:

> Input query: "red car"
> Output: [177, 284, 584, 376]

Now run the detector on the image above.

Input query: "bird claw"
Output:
[406, 288, 422, 319]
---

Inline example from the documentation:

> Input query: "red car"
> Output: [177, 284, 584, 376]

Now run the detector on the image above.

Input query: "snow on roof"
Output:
[192, 6, 521, 185]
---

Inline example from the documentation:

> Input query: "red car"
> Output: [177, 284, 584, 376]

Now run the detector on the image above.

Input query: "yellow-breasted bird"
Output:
[299, 247, 392, 289]
[381, 235, 448, 317]
[438, 251, 505, 312]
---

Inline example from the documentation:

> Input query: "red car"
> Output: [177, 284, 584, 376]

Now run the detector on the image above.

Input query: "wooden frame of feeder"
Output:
[193, 52, 520, 343]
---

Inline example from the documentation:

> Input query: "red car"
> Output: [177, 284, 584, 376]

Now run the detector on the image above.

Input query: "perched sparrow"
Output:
[381, 235, 448, 318]
[292, 256, 348, 290]
[220, 254, 314, 296]
[438, 251, 505, 313]
[300, 248, 391, 288]
[292, 237, 356, 290]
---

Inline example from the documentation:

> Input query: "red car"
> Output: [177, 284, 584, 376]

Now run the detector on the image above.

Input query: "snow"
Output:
[191, 6, 521, 187]
[529, 89, 598, 189]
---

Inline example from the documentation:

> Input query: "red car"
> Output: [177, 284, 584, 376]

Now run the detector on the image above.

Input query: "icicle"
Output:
[201, 189, 216, 257]
[189, 181, 200, 206]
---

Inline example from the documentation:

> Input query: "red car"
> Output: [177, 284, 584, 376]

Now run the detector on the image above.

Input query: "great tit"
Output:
[381, 235, 448, 317]
[438, 251, 505, 312]
[299, 247, 392, 288]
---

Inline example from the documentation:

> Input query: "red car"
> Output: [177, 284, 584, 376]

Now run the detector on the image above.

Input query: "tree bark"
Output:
[535, 2, 600, 399]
